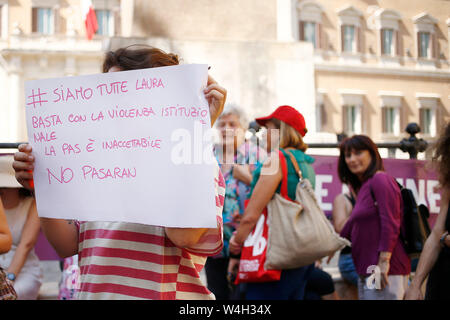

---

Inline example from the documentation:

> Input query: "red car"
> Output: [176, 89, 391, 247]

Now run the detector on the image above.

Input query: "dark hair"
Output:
[19, 188, 32, 198]
[338, 135, 384, 193]
[102, 44, 180, 73]
[432, 122, 450, 189]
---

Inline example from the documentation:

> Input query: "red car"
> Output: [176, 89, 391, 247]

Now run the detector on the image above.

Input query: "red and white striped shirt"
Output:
[76, 164, 225, 300]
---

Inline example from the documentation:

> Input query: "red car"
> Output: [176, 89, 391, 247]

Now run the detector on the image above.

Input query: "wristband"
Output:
[6, 273, 16, 281]
[229, 252, 241, 259]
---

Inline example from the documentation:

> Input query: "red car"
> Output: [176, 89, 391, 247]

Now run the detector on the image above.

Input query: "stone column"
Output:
[9, 55, 26, 142]
[276, 0, 296, 42]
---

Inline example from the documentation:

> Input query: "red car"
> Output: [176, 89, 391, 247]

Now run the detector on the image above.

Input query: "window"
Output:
[381, 29, 394, 55]
[379, 92, 402, 136]
[344, 105, 357, 134]
[32, 7, 54, 34]
[419, 108, 432, 135]
[413, 13, 437, 60]
[337, 6, 362, 54]
[382, 107, 396, 133]
[418, 32, 431, 58]
[95, 9, 113, 36]
[0, 1, 9, 39]
[416, 94, 439, 136]
[297, 1, 323, 49]
[316, 91, 327, 132]
[340, 91, 363, 135]
[301, 21, 317, 48]
[373, 9, 401, 57]
[342, 25, 355, 52]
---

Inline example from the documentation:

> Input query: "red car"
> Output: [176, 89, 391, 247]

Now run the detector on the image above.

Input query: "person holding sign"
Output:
[13, 45, 227, 300]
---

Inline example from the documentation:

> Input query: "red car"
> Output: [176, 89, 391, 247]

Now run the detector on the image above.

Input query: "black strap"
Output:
[345, 193, 356, 207]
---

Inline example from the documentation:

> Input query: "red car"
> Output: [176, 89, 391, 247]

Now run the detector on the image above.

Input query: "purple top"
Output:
[340, 172, 411, 276]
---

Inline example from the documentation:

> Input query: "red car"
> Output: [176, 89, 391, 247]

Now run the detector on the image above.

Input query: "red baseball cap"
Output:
[255, 105, 307, 137]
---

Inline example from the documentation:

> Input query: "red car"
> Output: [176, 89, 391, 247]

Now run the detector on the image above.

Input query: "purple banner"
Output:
[35, 154, 441, 260]
[311, 154, 440, 227]
[35, 230, 61, 261]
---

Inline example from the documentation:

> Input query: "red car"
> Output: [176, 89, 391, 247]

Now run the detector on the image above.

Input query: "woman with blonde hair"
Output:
[229, 105, 316, 300]
[13, 45, 227, 300]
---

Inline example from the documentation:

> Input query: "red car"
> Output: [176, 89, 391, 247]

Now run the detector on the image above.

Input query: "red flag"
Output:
[82, 0, 98, 40]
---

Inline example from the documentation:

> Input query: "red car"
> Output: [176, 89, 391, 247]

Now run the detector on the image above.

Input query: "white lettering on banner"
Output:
[396, 178, 440, 214]
[427, 180, 440, 213]
[315, 174, 333, 211]
[405, 178, 426, 205]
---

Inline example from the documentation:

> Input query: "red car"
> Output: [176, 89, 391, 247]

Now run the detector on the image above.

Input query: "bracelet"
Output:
[229, 252, 241, 259]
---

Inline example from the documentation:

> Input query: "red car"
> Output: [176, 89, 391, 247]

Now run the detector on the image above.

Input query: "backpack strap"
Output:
[345, 193, 356, 207]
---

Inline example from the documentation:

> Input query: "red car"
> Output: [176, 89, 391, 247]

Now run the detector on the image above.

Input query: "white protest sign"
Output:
[25, 64, 218, 228]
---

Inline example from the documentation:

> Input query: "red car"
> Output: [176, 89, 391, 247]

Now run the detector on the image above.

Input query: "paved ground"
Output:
[38, 260, 61, 300]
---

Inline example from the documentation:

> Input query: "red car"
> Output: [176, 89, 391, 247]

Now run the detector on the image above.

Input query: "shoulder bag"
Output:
[264, 150, 350, 270]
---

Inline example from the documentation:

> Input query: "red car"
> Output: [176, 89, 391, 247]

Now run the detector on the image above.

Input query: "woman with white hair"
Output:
[205, 103, 266, 300]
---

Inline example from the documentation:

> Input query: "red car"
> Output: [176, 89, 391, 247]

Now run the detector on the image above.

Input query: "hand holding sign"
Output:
[204, 75, 227, 127]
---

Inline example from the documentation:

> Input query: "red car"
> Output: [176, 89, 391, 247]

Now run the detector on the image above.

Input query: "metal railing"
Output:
[248, 122, 429, 159]
[0, 123, 429, 159]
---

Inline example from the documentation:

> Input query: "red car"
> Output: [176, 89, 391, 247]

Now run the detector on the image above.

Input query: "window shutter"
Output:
[54, 7, 59, 34]
[321, 103, 327, 128]
[114, 8, 121, 36]
[32, 8, 38, 33]
[356, 26, 361, 53]
[395, 30, 400, 56]
[341, 26, 344, 52]
[431, 33, 436, 59]
[380, 29, 384, 55]
[417, 32, 421, 57]
[317, 23, 322, 49]
[299, 21, 304, 41]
